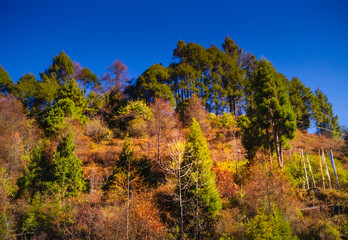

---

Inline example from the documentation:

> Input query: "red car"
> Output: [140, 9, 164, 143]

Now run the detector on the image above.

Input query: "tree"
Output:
[181, 119, 221, 239]
[222, 36, 245, 115]
[17, 143, 51, 199]
[172, 41, 212, 109]
[115, 100, 153, 136]
[101, 60, 129, 91]
[312, 88, 342, 138]
[148, 98, 178, 164]
[15, 73, 39, 111]
[244, 59, 296, 168]
[74, 62, 99, 94]
[0, 95, 38, 181]
[0, 65, 14, 94]
[288, 77, 313, 130]
[179, 94, 210, 133]
[49, 133, 86, 197]
[45, 51, 75, 84]
[246, 207, 296, 240]
[128, 64, 175, 105]
[17, 134, 86, 198]
[166, 140, 192, 240]
[57, 78, 88, 111]
[206, 46, 227, 115]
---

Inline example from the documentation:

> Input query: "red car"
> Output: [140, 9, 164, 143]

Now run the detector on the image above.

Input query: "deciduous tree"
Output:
[148, 98, 178, 164]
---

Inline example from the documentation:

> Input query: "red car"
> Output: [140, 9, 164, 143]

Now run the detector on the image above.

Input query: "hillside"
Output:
[1, 40, 348, 239]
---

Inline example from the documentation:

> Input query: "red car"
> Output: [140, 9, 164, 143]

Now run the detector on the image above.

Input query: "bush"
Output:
[246, 206, 297, 240]
[115, 100, 152, 136]
[85, 117, 112, 143]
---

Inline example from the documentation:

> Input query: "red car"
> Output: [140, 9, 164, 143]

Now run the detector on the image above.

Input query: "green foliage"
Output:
[43, 79, 88, 136]
[0, 168, 16, 239]
[17, 135, 86, 198]
[46, 51, 75, 84]
[312, 88, 342, 138]
[299, 220, 341, 240]
[57, 79, 88, 111]
[246, 207, 297, 240]
[103, 138, 156, 191]
[49, 133, 86, 197]
[288, 77, 313, 130]
[75, 67, 99, 93]
[17, 143, 51, 199]
[0, 65, 14, 94]
[181, 119, 222, 237]
[115, 100, 153, 136]
[129, 64, 175, 105]
[243, 59, 297, 166]
[284, 152, 348, 189]
[15, 73, 39, 110]
[44, 106, 65, 135]
[20, 193, 74, 239]
[86, 90, 103, 116]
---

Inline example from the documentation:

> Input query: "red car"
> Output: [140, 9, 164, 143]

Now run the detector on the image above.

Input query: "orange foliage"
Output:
[213, 165, 238, 198]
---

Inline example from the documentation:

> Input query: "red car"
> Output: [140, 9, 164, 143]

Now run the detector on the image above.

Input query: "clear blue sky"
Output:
[1, 0, 348, 126]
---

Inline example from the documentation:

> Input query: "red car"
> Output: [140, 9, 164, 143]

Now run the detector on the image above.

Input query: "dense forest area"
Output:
[0, 37, 348, 239]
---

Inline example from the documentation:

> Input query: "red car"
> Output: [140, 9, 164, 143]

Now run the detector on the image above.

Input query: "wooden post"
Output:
[305, 151, 316, 188]
[318, 150, 326, 189]
[322, 149, 332, 189]
[301, 149, 310, 189]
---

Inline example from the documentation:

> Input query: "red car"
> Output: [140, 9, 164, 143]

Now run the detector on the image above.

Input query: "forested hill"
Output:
[0, 37, 347, 239]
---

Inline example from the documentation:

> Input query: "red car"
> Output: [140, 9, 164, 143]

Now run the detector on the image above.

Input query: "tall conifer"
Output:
[181, 119, 221, 238]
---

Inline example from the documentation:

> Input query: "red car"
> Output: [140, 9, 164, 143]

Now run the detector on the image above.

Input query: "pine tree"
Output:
[46, 51, 75, 84]
[181, 119, 221, 239]
[74, 64, 99, 94]
[57, 78, 88, 111]
[244, 59, 297, 168]
[103, 137, 135, 192]
[49, 133, 86, 197]
[128, 64, 175, 105]
[0, 65, 14, 94]
[288, 77, 313, 130]
[222, 36, 245, 115]
[17, 143, 51, 199]
[312, 88, 342, 138]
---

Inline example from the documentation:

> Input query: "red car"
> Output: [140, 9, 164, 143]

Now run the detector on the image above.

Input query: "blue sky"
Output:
[1, 0, 348, 126]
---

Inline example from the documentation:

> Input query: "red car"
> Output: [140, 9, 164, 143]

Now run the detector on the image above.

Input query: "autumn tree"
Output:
[0, 95, 38, 181]
[181, 119, 221, 239]
[101, 60, 129, 91]
[180, 94, 210, 133]
[115, 100, 153, 136]
[164, 140, 193, 240]
[148, 98, 178, 164]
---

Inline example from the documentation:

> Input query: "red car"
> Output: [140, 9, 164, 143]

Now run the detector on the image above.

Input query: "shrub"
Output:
[85, 117, 112, 143]
[246, 206, 297, 240]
